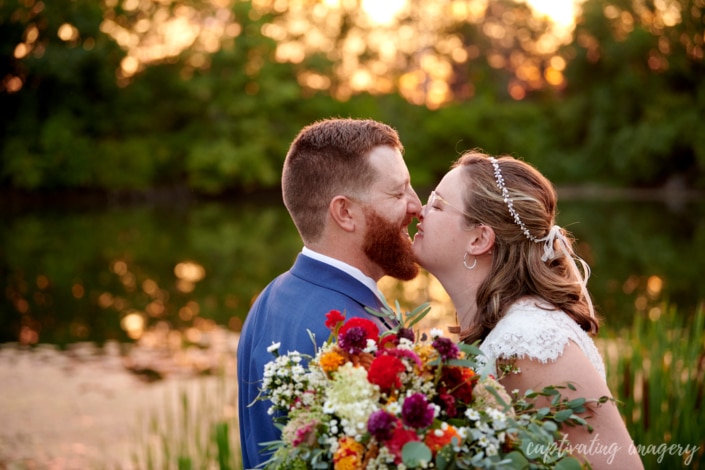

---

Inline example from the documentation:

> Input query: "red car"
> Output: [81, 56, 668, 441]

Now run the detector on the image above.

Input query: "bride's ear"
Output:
[466, 224, 495, 255]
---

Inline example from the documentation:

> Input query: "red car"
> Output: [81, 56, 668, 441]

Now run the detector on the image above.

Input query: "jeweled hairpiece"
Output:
[488, 156, 595, 319]
[489, 156, 540, 243]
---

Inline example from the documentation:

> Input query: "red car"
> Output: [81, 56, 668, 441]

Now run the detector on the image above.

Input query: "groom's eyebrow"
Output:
[387, 177, 407, 191]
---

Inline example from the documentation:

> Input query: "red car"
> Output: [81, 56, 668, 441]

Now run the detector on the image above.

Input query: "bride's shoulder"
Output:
[496, 297, 568, 329]
[481, 297, 577, 363]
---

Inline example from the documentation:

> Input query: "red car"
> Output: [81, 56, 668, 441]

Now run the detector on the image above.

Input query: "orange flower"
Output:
[424, 424, 460, 455]
[319, 350, 346, 373]
[333, 436, 365, 470]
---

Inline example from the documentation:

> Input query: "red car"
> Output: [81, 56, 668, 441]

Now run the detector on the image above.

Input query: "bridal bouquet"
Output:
[257, 302, 597, 469]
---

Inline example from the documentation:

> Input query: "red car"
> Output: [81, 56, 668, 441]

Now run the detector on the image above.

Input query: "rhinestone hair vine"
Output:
[488, 156, 540, 243]
[488, 156, 595, 319]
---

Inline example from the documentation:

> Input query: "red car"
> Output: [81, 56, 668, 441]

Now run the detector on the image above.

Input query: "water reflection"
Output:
[1, 196, 703, 347]
[1, 199, 302, 347]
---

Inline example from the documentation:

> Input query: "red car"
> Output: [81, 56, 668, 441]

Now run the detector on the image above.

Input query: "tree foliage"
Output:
[1, 0, 703, 193]
[547, 0, 705, 187]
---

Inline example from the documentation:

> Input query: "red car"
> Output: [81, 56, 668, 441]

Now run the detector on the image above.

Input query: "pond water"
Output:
[1, 190, 703, 348]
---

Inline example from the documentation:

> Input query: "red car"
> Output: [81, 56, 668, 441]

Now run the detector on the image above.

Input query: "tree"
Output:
[549, 0, 705, 187]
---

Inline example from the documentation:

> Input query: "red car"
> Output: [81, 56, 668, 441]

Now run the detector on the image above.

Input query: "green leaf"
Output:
[402, 441, 433, 467]
[435, 446, 452, 470]
[458, 342, 484, 357]
[554, 456, 584, 470]
[445, 358, 479, 368]
[567, 398, 586, 408]
[542, 420, 559, 432]
[554, 409, 575, 422]
[406, 304, 432, 328]
[504, 450, 530, 468]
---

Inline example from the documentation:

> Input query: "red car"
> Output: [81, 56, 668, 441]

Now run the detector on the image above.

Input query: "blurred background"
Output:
[1, 0, 704, 468]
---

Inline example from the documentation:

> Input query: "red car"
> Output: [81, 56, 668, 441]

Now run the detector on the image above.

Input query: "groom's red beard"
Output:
[362, 207, 419, 281]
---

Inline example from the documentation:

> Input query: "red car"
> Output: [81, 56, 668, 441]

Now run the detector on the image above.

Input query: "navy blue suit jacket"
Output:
[237, 254, 389, 469]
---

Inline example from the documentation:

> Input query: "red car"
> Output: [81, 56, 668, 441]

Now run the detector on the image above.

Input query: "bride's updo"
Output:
[453, 151, 599, 343]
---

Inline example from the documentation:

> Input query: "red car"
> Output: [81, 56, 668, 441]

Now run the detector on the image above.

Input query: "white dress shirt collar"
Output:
[301, 247, 385, 302]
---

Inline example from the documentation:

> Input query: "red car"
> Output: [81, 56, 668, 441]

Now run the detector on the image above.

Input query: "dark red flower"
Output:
[437, 393, 457, 418]
[397, 327, 415, 342]
[432, 336, 460, 360]
[367, 410, 400, 442]
[401, 392, 435, 429]
[438, 366, 476, 406]
[338, 318, 379, 353]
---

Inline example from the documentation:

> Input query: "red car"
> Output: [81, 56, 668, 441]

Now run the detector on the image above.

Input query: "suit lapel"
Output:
[290, 254, 400, 329]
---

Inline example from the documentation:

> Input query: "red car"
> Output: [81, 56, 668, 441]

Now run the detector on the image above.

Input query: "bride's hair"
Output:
[453, 151, 599, 343]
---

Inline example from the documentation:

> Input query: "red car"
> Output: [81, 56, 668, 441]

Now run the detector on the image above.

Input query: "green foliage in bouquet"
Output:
[255, 300, 607, 469]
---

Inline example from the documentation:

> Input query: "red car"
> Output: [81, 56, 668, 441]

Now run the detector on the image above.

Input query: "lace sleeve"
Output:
[478, 298, 606, 380]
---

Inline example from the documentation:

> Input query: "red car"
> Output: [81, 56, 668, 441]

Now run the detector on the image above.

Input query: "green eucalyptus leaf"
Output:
[554, 409, 575, 422]
[554, 456, 584, 470]
[402, 441, 433, 467]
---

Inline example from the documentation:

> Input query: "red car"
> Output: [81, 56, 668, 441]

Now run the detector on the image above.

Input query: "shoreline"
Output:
[0, 330, 239, 469]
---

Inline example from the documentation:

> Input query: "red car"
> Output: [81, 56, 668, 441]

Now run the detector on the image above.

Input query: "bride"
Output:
[412, 151, 643, 469]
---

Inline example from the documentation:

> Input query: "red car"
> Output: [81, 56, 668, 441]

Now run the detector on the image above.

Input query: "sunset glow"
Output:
[95, 0, 586, 105]
[362, 0, 582, 30]
[362, 0, 406, 24]
[525, 0, 580, 28]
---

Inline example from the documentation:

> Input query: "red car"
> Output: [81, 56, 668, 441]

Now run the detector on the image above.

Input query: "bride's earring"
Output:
[463, 252, 477, 270]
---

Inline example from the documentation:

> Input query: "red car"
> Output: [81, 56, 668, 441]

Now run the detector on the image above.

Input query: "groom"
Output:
[237, 118, 422, 468]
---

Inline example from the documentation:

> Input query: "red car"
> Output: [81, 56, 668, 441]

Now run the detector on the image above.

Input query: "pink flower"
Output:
[281, 415, 320, 448]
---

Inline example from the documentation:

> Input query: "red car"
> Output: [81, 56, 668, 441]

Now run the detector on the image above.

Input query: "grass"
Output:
[131, 370, 241, 470]
[601, 304, 705, 468]
[132, 304, 704, 470]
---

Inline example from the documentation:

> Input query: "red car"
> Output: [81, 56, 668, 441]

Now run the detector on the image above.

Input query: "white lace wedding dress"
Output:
[479, 297, 606, 380]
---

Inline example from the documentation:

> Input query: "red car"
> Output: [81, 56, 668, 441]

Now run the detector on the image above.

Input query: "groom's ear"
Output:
[466, 224, 495, 255]
[329, 195, 357, 232]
